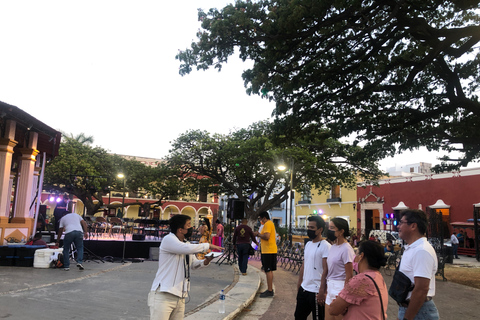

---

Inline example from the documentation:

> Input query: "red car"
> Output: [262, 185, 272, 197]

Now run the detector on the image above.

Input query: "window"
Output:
[331, 184, 340, 199]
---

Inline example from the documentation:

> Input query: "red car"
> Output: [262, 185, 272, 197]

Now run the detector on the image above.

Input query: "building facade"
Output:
[357, 167, 480, 241]
[0, 101, 61, 244]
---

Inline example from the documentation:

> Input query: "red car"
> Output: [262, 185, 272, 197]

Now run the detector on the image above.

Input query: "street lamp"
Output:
[117, 173, 127, 263]
[278, 159, 294, 246]
[117, 173, 126, 218]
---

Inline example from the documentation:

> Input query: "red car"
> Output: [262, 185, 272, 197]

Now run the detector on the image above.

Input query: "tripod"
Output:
[68, 241, 105, 264]
[216, 236, 237, 265]
[216, 220, 238, 266]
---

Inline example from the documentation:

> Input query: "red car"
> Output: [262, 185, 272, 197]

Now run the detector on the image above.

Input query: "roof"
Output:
[451, 222, 477, 228]
[0, 100, 61, 158]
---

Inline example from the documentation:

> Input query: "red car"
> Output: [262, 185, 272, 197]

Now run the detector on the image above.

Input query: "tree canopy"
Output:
[43, 135, 189, 215]
[169, 121, 382, 222]
[177, 0, 480, 170]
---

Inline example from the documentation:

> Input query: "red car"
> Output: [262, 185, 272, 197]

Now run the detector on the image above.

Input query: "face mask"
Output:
[185, 227, 193, 239]
[307, 230, 317, 240]
[327, 230, 337, 242]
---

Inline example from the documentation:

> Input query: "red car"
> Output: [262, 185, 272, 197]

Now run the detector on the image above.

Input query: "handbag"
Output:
[388, 259, 414, 303]
[248, 246, 255, 256]
[365, 274, 386, 320]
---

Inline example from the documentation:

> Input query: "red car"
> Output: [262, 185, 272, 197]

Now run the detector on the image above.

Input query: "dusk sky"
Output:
[1, 1, 474, 171]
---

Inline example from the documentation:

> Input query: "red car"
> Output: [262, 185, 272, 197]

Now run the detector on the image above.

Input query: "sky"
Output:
[0, 1, 475, 172]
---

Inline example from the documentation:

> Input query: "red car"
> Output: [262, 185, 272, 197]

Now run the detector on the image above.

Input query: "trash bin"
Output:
[443, 245, 453, 264]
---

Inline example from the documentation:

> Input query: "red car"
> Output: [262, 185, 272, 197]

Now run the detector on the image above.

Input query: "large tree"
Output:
[177, 0, 480, 170]
[43, 136, 188, 215]
[169, 121, 382, 223]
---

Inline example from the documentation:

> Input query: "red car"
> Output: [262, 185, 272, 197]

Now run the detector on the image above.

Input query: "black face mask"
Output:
[307, 230, 318, 240]
[185, 227, 193, 240]
[327, 230, 337, 242]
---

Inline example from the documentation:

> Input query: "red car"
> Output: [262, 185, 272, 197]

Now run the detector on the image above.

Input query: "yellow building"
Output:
[295, 184, 358, 229]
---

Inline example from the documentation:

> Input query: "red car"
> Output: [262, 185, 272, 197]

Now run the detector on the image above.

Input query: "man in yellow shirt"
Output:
[254, 211, 277, 298]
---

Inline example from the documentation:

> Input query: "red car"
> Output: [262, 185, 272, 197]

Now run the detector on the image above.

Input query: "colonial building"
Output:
[357, 167, 480, 247]
[295, 184, 358, 229]
[0, 101, 61, 244]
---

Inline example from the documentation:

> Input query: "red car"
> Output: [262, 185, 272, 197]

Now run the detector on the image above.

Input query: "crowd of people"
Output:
[147, 209, 439, 320]
[41, 201, 439, 320]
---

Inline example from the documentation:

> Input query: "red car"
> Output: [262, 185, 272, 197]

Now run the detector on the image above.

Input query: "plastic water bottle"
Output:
[219, 289, 225, 314]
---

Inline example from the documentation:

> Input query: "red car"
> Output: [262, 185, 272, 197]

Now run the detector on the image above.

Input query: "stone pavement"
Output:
[0, 258, 236, 320]
[1, 253, 479, 319]
[237, 255, 480, 320]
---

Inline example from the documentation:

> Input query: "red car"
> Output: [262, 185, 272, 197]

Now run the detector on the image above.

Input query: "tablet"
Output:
[204, 252, 223, 258]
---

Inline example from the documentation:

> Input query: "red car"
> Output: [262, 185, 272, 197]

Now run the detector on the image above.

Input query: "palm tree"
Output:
[62, 132, 94, 145]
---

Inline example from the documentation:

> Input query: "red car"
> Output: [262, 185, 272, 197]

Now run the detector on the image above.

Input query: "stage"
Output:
[71, 234, 161, 260]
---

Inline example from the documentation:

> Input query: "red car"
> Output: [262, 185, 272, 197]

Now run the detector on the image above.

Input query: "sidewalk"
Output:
[237, 255, 480, 320]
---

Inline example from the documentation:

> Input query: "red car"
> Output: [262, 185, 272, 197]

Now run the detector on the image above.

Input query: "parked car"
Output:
[368, 230, 402, 245]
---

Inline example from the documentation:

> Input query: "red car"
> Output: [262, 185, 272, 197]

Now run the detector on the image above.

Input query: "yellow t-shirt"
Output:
[260, 220, 277, 254]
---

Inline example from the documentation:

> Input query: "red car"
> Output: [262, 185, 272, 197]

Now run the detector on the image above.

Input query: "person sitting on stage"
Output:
[148, 214, 223, 320]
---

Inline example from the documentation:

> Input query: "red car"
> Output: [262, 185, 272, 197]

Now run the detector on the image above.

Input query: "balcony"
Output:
[298, 200, 311, 204]
[327, 197, 342, 203]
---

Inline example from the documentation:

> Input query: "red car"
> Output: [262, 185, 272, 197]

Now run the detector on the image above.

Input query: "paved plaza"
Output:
[0, 255, 479, 319]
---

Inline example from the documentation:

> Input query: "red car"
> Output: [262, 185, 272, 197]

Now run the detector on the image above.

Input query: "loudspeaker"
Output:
[132, 234, 146, 241]
[227, 199, 245, 220]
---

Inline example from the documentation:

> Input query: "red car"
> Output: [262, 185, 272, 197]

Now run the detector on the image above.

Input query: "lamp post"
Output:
[117, 173, 126, 218]
[117, 173, 127, 263]
[278, 159, 294, 246]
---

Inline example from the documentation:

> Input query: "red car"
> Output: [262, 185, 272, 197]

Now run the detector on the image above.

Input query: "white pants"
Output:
[326, 279, 345, 305]
[148, 291, 185, 320]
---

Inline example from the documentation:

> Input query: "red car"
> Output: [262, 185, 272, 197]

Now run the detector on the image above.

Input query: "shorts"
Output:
[261, 253, 277, 272]
[326, 279, 345, 305]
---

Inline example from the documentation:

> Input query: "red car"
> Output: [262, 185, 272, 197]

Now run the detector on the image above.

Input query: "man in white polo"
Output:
[397, 209, 439, 320]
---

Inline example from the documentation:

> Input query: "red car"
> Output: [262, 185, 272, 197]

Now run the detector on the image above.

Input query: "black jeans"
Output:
[236, 243, 250, 273]
[294, 287, 324, 320]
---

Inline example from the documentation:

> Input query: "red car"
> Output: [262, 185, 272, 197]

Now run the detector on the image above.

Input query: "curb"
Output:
[185, 265, 262, 320]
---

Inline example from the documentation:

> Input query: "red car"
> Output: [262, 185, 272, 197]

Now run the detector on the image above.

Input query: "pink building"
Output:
[357, 168, 480, 256]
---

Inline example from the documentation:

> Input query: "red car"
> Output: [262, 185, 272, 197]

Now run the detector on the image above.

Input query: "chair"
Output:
[133, 219, 145, 238]
[143, 219, 160, 240]
[94, 217, 110, 238]
[109, 217, 125, 238]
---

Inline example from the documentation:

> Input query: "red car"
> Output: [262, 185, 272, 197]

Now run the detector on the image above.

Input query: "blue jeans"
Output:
[452, 244, 459, 258]
[398, 300, 439, 320]
[63, 231, 84, 268]
[236, 243, 251, 273]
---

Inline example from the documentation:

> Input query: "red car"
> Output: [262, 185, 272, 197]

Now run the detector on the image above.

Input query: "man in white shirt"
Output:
[55, 210, 88, 271]
[450, 232, 459, 259]
[295, 215, 331, 320]
[397, 209, 439, 320]
[149, 214, 223, 320]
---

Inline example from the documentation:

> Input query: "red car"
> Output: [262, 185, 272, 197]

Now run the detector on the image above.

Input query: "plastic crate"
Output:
[15, 245, 46, 267]
[0, 246, 16, 266]
[15, 256, 35, 267]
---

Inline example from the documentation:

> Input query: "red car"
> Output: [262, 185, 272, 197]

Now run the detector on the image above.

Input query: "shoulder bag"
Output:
[388, 259, 414, 303]
[365, 273, 386, 320]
